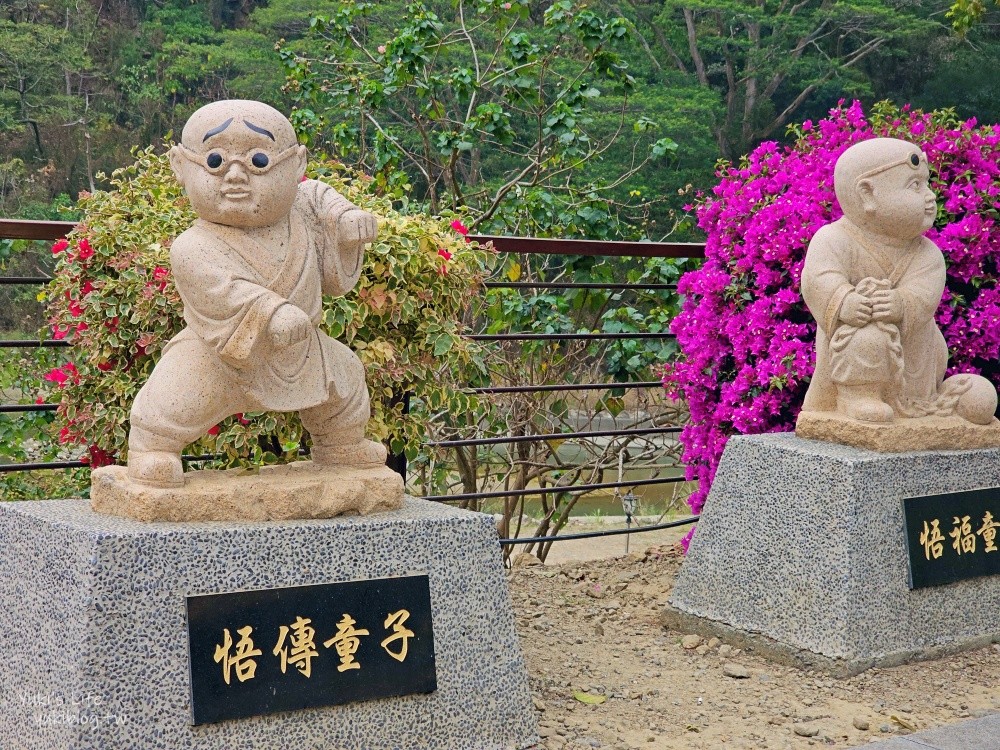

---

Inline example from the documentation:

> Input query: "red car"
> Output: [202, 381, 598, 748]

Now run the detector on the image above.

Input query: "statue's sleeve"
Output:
[170, 232, 287, 365]
[801, 224, 855, 336]
[298, 179, 364, 297]
[896, 240, 946, 333]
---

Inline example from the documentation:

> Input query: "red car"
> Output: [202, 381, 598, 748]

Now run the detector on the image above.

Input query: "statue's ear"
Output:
[857, 179, 877, 214]
[294, 144, 308, 181]
[168, 146, 189, 189]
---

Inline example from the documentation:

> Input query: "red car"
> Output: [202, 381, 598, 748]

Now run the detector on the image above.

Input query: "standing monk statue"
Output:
[90, 100, 404, 521]
[795, 137, 1000, 450]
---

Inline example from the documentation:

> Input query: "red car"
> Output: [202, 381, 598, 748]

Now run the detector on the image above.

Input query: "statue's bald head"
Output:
[181, 100, 298, 152]
[171, 99, 307, 228]
[835, 138, 927, 222]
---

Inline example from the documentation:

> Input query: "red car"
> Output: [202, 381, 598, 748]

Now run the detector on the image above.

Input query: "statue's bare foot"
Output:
[312, 439, 387, 468]
[838, 392, 894, 423]
[128, 451, 184, 488]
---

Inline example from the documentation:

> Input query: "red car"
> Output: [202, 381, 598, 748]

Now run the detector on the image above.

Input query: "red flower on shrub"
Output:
[85, 445, 116, 468]
[76, 238, 94, 261]
[52, 239, 69, 255]
[207, 425, 220, 436]
[44, 368, 68, 386]
[450, 220, 469, 236]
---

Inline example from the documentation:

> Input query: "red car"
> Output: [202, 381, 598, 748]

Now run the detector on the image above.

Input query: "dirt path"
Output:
[511, 546, 1000, 750]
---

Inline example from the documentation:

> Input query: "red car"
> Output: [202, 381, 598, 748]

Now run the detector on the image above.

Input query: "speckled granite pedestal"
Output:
[0, 497, 537, 749]
[664, 433, 1000, 676]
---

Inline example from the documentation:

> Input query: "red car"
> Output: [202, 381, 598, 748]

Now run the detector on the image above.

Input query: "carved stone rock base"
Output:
[90, 461, 404, 522]
[795, 411, 1000, 452]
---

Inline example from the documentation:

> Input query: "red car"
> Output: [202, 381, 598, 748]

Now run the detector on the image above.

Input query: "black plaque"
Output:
[903, 488, 1000, 589]
[186, 574, 436, 725]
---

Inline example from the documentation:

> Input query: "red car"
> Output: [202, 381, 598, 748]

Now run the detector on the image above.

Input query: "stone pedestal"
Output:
[665, 433, 1000, 676]
[0, 498, 537, 749]
[90, 461, 404, 522]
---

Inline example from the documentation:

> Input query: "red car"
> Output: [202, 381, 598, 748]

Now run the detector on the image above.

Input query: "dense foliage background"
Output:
[1, 0, 999, 232]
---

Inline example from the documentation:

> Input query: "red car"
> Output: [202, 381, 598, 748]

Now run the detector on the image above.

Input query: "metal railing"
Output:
[0, 218, 706, 548]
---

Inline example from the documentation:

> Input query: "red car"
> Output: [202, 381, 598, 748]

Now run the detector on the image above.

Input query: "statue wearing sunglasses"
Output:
[126, 100, 386, 488]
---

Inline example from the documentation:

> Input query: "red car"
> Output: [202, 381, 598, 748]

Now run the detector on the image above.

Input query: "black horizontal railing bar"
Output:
[426, 425, 681, 449]
[484, 281, 678, 291]
[468, 381, 661, 394]
[422, 475, 687, 503]
[0, 451, 287, 474]
[0, 339, 70, 348]
[0, 276, 52, 285]
[0, 404, 58, 413]
[468, 331, 673, 342]
[0, 218, 75, 241]
[499, 514, 698, 546]
[0, 222, 710, 259]
[470, 234, 705, 259]
[0, 459, 88, 472]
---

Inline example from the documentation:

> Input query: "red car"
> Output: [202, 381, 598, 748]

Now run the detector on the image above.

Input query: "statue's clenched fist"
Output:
[268, 304, 312, 347]
[338, 209, 378, 247]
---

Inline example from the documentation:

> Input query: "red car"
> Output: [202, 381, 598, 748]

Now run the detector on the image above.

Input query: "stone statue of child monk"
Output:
[126, 100, 388, 488]
[795, 137, 1000, 450]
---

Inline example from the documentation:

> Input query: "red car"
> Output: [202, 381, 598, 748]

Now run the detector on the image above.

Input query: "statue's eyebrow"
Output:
[202, 118, 234, 142]
[244, 121, 275, 141]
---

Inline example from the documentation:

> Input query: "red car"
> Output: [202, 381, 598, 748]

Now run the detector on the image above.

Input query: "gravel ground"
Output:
[510, 545, 1000, 750]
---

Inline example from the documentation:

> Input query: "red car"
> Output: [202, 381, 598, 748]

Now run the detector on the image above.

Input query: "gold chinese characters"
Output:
[919, 511, 1000, 561]
[213, 610, 416, 684]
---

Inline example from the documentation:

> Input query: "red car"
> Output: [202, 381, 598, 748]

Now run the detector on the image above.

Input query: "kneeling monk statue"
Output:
[795, 137, 1000, 451]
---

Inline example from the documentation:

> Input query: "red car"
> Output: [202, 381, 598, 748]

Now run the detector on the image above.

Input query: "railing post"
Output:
[386, 391, 411, 482]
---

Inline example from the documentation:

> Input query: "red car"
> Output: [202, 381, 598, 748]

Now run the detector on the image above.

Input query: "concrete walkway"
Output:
[849, 714, 1000, 749]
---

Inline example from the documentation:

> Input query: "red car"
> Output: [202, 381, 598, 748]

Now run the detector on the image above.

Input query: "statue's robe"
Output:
[129, 180, 369, 450]
[801, 218, 947, 414]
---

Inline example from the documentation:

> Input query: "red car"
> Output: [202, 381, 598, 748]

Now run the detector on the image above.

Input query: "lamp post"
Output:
[621, 489, 639, 554]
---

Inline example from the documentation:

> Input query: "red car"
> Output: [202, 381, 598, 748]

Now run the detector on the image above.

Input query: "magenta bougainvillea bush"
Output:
[665, 101, 1000, 524]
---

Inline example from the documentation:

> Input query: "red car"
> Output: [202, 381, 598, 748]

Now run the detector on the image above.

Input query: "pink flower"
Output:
[667, 101, 1000, 523]
[502, 1, 512, 8]
[76, 238, 93, 261]
[437, 248, 453, 261]
[152, 267, 169, 280]
[378, 45, 386, 54]
[44, 367, 68, 386]
[86, 445, 115, 468]
[51, 239, 69, 255]
[450, 219, 469, 236]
